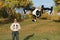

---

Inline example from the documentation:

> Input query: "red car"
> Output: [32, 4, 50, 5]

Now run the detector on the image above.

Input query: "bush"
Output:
[8, 12, 22, 22]
[40, 11, 49, 20]
[25, 11, 33, 19]
[0, 7, 8, 18]
[26, 13, 33, 19]
[16, 13, 22, 21]
[51, 10, 59, 20]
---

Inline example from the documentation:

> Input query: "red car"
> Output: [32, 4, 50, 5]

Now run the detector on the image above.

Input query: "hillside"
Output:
[0, 19, 60, 40]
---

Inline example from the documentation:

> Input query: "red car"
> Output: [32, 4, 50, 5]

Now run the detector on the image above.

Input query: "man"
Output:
[10, 19, 21, 40]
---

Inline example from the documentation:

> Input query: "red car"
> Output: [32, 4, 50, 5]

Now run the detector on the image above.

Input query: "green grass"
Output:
[0, 19, 60, 40]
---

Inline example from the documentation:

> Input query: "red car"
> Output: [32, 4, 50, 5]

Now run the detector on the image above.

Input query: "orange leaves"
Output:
[0, 1, 3, 6]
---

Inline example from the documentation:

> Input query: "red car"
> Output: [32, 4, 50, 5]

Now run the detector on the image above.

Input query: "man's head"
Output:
[14, 19, 17, 23]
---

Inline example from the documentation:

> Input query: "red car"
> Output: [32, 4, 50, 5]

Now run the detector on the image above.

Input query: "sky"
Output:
[32, 0, 55, 8]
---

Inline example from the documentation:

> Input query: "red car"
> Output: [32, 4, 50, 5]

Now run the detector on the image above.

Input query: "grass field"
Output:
[0, 19, 60, 40]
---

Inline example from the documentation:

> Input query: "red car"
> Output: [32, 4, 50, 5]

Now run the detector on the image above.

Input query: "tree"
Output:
[0, 0, 3, 9]
[4, 0, 33, 8]
[0, 0, 33, 21]
[54, 0, 60, 12]
[54, 0, 60, 5]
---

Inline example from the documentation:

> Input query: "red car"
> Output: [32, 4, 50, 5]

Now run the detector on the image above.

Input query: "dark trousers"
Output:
[12, 31, 19, 40]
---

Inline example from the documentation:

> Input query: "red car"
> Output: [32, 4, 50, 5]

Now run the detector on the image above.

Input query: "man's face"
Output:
[14, 19, 17, 23]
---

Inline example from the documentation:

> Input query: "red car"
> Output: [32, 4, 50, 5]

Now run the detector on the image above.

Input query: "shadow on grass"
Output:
[24, 33, 34, 40]
[53, 20, 60, 22]
[0, 19, 13, 25]
[40, 18, 47, 20]
[0, 21, 10, 25]
[42, 38, 49, 40]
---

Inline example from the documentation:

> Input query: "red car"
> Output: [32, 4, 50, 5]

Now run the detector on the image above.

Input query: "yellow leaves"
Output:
[51, 10, 59, 20]
[0, 2, 2, 6]
[54, 0, 60, 12]
[52, 15, 59, 20]
[57, 1, 60, 3]
[19, 0, 28, 7]
[0, 1, 3, 8]
[54, 0, 60, 5]
[4, 0, 33, 8]
[41, 11, 50, 19]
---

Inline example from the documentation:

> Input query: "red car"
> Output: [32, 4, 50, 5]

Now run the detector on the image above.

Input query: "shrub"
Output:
[51, 10, 59, 20]
[8, 12, 22, 22]
[40, 11, 49, 20]
[26, 13, 33, 19]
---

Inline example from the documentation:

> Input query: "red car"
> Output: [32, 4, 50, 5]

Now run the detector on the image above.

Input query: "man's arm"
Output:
[10, 23, 13, 31]
[18, 23, 21, 30]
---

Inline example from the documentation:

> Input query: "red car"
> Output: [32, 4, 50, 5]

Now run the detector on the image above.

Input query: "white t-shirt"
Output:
[32, 8, 38, 16]
[10, 23, 21, 31]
